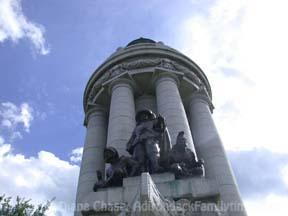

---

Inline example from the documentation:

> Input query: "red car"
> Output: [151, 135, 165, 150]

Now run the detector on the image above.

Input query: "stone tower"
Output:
[75, 38, 247, 216]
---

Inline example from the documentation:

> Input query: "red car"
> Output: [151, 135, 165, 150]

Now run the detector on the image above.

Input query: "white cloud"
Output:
[0, 102, 34, 140]
[0, 102, 80, 215]
[177, 0, 288, 153]
[228, 149, 288, 198]
[244, 194, 288, 216]
[0, 0, 49, 55]
[0, 138, 79, 216]
[176, 1, 288, 215]
[20, 103, 33, 131]
[0, 143, 11, 156]
[282, 165, 288, 188]
[70, 147, 83, 163]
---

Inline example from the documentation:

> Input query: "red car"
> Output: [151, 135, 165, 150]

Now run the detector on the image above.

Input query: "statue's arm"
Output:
[104, 167, 115, 186]
[125, 157, 140, 176]
[126, 130, 137, 154]
[154, 114, 166, 132]
[93, 170, 106, 191]
[97, 170, 103, 181]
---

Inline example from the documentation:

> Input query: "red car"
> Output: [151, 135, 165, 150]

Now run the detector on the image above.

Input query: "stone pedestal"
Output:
[81, 173, 220, 216]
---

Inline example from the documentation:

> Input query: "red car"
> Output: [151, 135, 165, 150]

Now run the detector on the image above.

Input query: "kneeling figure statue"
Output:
[167, 131, 204, 178]
[93, 147, 140, 191]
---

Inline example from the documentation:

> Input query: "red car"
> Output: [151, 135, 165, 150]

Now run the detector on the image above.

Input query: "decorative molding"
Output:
[152, 70, 180, 87]
[86, 57, 204, 104]
[84, 104, 107, 126]
[107, 78, 137, 95]
[189, 87, 214, 112]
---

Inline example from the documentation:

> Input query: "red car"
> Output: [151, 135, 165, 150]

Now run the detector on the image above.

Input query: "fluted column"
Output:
[188, 91, 247, 216]
[75, 104, 107, 208]
[135, 94, 157, 114]
[154, 73, 195, 152]
[106, 78, 136, 156]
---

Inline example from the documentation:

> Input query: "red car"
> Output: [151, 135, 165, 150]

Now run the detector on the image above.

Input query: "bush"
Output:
[0, 195, 53, 216]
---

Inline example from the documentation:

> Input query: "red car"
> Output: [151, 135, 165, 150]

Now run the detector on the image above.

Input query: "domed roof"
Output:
[126, 37, 156, 47]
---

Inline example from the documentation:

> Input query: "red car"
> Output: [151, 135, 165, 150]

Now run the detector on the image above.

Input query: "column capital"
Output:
[152, 71, 180, 87]
[108, 78, 136, 95]
[84, 103, 107, 126]
[189, 88, 214, 112]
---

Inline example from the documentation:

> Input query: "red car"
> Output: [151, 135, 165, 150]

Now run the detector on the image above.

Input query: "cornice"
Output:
[83, 45, 212, 111]
[107, 78, 137, 95]
[84, 104, 108, 126]
[152, 70, 180, 87]
[188, 88, 214, 112]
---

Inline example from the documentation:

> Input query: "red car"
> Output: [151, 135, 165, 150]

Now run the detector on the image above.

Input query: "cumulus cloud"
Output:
[0, 0, 49, 55]
[0, 142, 10, 156]
[70, 147, 83, 164]
[0, 138, 79, 216]
[228, 149, 288, 198]
[0, 101, 81, 215]
[0, 102, 33, 141]
[0, 102, 33, 131]
[176, 0, 288, 215]
[177, 0, 288, 153]
[245, 194, 288, 216]
[0, 102, 79, 216]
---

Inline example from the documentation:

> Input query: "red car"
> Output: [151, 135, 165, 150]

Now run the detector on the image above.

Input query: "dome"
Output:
[126, 37, 156, 47]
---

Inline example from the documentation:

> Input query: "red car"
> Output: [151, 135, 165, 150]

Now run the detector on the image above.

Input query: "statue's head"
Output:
[135, 109, 156, 123]
[104, 147, 119, 163]
[175, 131, 187, 151]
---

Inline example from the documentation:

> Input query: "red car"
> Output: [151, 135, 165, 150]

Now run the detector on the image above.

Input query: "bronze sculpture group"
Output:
[93, 109, 204, 191]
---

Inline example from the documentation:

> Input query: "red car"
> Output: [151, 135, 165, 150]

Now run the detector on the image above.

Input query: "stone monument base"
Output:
[79, 173, 222, 216]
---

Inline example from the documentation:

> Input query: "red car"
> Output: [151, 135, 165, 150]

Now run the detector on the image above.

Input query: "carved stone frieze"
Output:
[122, 58, 161, 70]
[87, 57, 204, 103]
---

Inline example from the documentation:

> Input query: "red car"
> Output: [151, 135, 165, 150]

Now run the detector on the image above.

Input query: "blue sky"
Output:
[0, 0, 204, 159]
[1, 0, 288, 215]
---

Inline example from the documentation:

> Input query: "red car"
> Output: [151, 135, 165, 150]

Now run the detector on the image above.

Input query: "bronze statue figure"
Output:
[167, 131, 204, 178]
[93, 147, 140, 191]
[126, 109, 171, 174]
[93, 114, 205, 192]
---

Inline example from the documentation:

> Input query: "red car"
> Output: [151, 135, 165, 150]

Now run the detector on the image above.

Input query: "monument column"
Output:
[106, 78, 136, 156]
[154, 73, 195, 152]
[135, 94, 157, 114]
[76, 104, 107, 205]
[188, 90, 246, 215]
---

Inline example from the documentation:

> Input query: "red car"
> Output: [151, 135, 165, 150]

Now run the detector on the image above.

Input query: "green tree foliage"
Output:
[0, 195, 53, 216]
